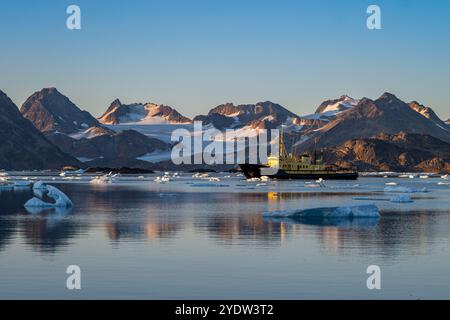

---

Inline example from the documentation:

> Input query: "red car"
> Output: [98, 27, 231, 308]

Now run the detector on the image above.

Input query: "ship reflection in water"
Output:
[0, 178, 449, 299]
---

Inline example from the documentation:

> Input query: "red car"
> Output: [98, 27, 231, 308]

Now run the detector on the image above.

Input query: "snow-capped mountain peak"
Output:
[98, 100, 191, 125]
[301, 95, 359, 122]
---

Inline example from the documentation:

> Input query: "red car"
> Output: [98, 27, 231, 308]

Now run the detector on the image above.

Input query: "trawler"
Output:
[239, 130, 358, 180]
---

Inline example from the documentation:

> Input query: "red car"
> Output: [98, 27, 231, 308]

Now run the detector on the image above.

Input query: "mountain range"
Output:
[0, 90, 80, 170]
[0, 87, 449, 172]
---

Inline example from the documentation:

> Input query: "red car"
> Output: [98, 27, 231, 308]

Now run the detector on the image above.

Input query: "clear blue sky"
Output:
[1, 0, 449, 118]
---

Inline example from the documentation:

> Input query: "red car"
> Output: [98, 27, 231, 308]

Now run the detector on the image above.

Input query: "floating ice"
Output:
[33, 181, 47, 190]
[190, 182, 229, 187]
[24, 185, 73, 208]
[14, 180, 32, 187]
[384, 186, 427, 193]
[390, 195, 413, 203]
[154, 174, 172, 183]
[192, 172, 210, 179]
[385, 182, 397, 186]
[263, 204, 380, 218]
[90, 174, 114, 184]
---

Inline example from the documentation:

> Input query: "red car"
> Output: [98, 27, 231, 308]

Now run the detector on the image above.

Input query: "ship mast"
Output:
[279, 125, 287, 160]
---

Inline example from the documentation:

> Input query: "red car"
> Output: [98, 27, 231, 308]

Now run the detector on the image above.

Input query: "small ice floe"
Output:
[90, 174, 114, 185]
[154, 175, 171, 183]
[385, 182, 397, 186]
[304, 178, 326, 188]
[384, 186, 428, 193]
[138, 175, 145, 180]
[59, 171, 67, 177]
[246, 177, 261, 182]
[390, 195, 414, 203]
[419, 175, 429, 179]
[304, 182, 321, 188]
[263, 204, 380, 218]
[256, 183, 267, 187]
[192, 172, 210, 179]
[438, 181, 450, 185]
[409, 175, 416, 179]
[441, 174, 449, 180]
[172, 172, 181, 179]
[190, 182, 229, 187]
[208, 177, 221, 182]
[261, 176, 269, 182]
[24, 184, 73, 208]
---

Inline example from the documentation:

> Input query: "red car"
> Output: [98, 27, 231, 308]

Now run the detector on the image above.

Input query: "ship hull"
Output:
[239, 164, 358, 180]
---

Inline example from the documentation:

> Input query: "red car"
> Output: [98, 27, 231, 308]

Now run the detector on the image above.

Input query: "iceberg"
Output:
[24, 185, 73, 208]
[33, 180, 47, 190]
[263, 204, 380, 218]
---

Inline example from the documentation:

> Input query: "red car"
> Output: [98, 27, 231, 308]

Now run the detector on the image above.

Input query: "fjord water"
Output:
[0, 173, 449, 299]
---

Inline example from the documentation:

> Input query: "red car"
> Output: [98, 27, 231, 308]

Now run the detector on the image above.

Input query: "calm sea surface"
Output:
[0, 172, 449, 299]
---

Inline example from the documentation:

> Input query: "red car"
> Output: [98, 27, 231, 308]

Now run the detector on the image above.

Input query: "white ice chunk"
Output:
[24, 185, 73, 208]
[90, 175, 115, 184]
[33, 181, 47, 190]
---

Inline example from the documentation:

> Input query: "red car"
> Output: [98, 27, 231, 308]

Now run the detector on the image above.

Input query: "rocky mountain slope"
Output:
[296, 93, 450, 151]
[20, 88, 99, 134]
[45, 129, 168, 168]
[322, 132, 450, 172]
[193, 101, 302, 130]
[20, 89, 170, 168]
[0, 90, 80, 170]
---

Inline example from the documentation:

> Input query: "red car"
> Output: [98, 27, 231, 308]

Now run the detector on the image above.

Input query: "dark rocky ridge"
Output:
[321, 132, 450, 173]
[0, 90, 80, 170]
